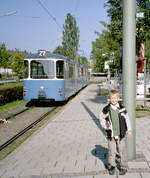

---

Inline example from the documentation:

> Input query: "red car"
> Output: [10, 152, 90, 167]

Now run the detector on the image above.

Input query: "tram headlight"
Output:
[40, 86, 45, 91]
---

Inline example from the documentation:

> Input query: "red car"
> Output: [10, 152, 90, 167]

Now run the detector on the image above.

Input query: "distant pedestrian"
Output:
[136, 51, 144, 81]
[99, 90, 132, 175]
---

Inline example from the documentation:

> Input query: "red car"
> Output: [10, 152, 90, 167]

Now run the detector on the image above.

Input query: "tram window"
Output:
[81, 68, 84, 76]
[56, 60, 64, 79]
[69, 63, 74, 78]
[31, 60, 54, 79]
[78, 67, 81, 77]
[23, 60, 28, 78]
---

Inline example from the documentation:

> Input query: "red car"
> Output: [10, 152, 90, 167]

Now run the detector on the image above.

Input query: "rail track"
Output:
[0, 107, 57, 151]
[0, 102, 62, 154]
[0, 107, 30, 123]
[0, 88, 81, 159]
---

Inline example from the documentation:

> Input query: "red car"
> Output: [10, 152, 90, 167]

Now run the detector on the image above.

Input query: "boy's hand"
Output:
[105, 126, 111, 130]
[128, 131, 132, 137]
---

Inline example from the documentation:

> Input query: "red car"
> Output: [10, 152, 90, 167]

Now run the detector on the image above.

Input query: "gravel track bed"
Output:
[0, 107, 53, 146]
[0, 103, 28, 121]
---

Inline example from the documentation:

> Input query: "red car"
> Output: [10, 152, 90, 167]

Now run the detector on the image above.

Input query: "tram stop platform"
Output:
[0, 84, 150, 178]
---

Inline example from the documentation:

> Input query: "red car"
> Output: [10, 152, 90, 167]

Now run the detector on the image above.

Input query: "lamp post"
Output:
[122, 0, 136, 160]
[0, 11, 17, 18]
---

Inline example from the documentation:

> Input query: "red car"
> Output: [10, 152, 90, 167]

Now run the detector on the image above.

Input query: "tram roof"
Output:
[25, 50, 69, 60]
[25, 50, 88, 67]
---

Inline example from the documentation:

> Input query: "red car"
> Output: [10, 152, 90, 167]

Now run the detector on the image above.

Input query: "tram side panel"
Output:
[77, 65, 82, 91]
[82, 66, 88, 87]
[75, 64, 78, 93]
[64, 62, 77, 99]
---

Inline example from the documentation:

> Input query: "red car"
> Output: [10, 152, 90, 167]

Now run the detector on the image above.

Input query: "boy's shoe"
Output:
[108, 166, 115, 175]
[119, 168, 127, 175]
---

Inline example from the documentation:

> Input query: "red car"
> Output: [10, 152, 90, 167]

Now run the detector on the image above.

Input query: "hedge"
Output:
[0, 83, 23, 106]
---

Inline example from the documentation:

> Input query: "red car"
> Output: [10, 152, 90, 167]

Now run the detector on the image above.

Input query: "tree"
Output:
[53, 45, 65, 55]
[103, 0, 150, 70]
[105, 0, 150, 55]
[62, 13, 80, 60]
[136, 0, 150, 57]
[10, 49, 25, 80]
[91, 22, 120, 74]
[104, 0, 123, 44]
[0, 43, 11, 69]
[80, 56, 88, 65]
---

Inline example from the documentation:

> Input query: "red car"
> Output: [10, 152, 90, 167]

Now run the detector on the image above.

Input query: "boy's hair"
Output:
[109, 90, 119, 96]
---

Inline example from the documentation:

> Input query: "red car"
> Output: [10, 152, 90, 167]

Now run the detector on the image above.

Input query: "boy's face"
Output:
[110, 93, 119, 106]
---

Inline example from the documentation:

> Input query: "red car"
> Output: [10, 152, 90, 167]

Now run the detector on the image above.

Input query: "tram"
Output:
[23, 50, 88, 102]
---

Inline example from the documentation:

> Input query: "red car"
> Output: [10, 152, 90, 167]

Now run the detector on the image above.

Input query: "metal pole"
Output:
[122, 0, 136, 160]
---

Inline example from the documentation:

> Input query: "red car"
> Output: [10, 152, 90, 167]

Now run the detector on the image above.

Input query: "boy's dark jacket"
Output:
[100, 102, 132, 140]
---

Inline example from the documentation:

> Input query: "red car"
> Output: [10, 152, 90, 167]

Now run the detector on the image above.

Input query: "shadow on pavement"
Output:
[88, 95, 108, 104]
[81, 102, 109, 169]
[81, 102, 106, 136]
[91, 145, 108, 169]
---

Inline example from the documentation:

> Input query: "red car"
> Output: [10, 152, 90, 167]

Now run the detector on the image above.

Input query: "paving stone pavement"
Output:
[0, 84, 150, 178]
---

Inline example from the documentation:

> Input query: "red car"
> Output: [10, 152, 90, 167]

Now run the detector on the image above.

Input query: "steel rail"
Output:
[0, 107, 56, 151]
[5, 107, 30, 121]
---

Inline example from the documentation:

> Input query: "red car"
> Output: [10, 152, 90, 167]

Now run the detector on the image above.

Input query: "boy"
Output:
[100, 90, 132, 175]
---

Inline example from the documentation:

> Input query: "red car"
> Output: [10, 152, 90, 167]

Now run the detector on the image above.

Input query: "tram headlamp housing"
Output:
[40, 86, 44, 91]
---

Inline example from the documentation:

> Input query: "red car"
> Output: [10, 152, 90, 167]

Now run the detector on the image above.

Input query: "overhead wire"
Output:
[14, 15, 40, 19]
[36, 0, 62, 30]
[36, 0, 87, 58]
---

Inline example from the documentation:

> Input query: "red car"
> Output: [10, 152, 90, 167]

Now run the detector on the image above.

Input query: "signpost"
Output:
[122, 0, 136, 160]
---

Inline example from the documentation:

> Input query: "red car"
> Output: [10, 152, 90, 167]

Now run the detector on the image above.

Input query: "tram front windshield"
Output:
[24, 60, 29, 79]
[31, 60, 54, 79]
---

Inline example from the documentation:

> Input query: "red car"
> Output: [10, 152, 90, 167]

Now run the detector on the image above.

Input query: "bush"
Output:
[0, 83, 23, 106]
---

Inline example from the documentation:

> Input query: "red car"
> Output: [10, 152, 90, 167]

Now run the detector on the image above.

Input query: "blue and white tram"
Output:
[23, 50, 88, 102]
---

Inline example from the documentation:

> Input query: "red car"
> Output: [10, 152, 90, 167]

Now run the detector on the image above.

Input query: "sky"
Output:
[0, 0, 109, 59]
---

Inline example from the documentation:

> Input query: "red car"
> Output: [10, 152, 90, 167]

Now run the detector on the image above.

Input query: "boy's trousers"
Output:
[108, 137, 128, 168]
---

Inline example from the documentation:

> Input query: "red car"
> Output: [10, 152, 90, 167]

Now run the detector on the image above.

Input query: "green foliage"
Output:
[136, 104, 150, 111]
[53, 13, 88, 65]
[0, 100, 27, 112]
[62, 13, 80, 60]
[97, 88, 109, 96]
[91, 22, 120, 74]
[53, 45, 64, 55]
[0, 83, 23, 106]
[0, 43, 11, 69]
[91, 0, 150, 73]
[105, 0, 123, 44]
[10, 49, 25, 80]
[0, 44, 25, 80]
[80, 56, 88, 65]
[136, 0, 150, 57]
[105, 0, 150, 55]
